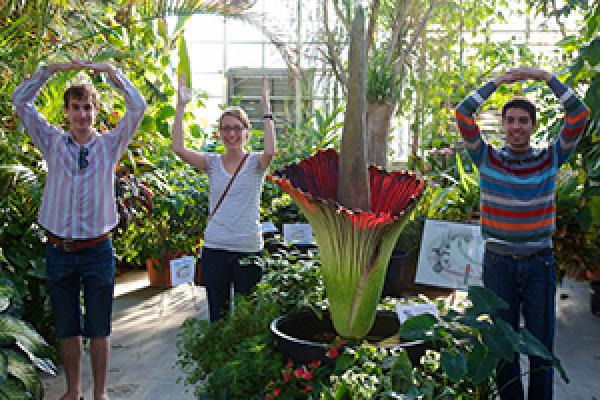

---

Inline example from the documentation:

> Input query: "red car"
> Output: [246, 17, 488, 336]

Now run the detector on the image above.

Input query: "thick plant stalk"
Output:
[339, 5, 370, 212]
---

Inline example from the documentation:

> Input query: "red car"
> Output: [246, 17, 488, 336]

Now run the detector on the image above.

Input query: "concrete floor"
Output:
[42, 272, 600, 400]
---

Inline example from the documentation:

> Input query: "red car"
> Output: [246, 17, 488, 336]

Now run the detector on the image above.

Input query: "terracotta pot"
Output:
[585, 266, 600, 282]
[194, 258, 204, 286]
[146, 250, 188, 287]
[566, 267, 588, 281]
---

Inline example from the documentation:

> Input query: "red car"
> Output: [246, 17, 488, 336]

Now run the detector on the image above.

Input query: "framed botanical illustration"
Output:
[415, 219, 484, 290]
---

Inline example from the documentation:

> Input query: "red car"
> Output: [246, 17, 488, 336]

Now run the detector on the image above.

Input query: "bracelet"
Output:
[263, 113, 275, 120]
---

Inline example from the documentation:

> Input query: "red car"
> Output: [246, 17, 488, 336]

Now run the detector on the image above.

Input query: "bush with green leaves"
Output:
[0, 278, 56, 400]
[252, 246, 325, 315]
[177, 244, 326, 399]
[396, 286, 568, 399]
[176, 295, 283, 400]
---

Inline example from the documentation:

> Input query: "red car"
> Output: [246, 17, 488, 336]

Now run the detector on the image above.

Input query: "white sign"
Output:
[283, 223, 314, 245]
[261, 221, 278, 234]
[170, 256, 196, 286]
[396, 303, 439, 324]
[415, 219, 484, 290]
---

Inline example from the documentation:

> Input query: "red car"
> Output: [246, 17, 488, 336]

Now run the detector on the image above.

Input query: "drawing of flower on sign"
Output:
[415, 219, 484, 290]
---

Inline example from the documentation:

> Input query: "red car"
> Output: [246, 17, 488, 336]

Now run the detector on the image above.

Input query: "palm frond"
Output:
[132, 0, 258, 18]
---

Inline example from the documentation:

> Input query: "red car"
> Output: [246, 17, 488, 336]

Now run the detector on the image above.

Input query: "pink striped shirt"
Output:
[11, 67, 146, 239]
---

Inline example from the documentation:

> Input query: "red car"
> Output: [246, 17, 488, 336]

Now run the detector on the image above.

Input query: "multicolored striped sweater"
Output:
[455, 77, 589, 254]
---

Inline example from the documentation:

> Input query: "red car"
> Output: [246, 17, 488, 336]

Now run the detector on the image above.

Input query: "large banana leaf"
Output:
[0, 316, 55, 372]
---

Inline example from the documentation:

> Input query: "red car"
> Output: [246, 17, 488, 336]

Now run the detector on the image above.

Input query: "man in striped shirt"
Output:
[12, 61, 146, 400]
[455, 67, 589, 400]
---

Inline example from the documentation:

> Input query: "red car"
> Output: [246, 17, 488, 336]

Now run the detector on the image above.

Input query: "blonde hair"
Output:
[218, 107, 251, 130]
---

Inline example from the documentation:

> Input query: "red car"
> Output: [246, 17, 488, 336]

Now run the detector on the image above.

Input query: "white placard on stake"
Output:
[261, 221, 278, 234]
[415, 219, 484, 290]
[283, 223, 314, 245]
[395, 303, 439, 324]
[170, 256, 196, 286]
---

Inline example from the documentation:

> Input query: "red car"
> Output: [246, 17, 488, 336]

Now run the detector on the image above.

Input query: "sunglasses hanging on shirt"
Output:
[79, 146, 89, 170]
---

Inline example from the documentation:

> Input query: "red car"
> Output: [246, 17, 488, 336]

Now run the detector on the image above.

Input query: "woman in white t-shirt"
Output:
[172, 73, 276, 321]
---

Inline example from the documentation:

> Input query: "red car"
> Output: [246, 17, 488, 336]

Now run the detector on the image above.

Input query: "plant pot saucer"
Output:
[270, 310, 426, 365]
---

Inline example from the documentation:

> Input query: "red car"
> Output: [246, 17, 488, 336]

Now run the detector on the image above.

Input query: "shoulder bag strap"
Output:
[208, 153, 249, 220]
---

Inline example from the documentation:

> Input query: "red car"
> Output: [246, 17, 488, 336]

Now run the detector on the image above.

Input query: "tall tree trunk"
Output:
[339, 6, 370, 211]
[366, 99, 394, 168]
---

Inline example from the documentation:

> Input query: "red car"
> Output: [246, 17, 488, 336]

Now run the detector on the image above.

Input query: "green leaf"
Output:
[0, 352, 7, 384]
[467, 286, 509, 314]
[440, 349, 467, 382]
[6, 350, 42, 400]
[399, 313, 437, 341]
[467, 343, 500, 384]
[0, 376, 33, 400]
[518, 328, 553, 360]
[177, 34, 191, 88]
[582, 37, 600, 66]
[482, 319, 519, 361]
[0, 316, 51, 360]
[155, 105, 176, 122]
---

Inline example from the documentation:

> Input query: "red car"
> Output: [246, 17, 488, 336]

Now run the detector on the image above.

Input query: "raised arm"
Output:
[11, 61, 81, 156]
[544, 73, 589, 165]
[258, 76, 276, 170]
[172, 72, 208, 171]
[455, 76, 499, 166]
[83, 62, 147, 157]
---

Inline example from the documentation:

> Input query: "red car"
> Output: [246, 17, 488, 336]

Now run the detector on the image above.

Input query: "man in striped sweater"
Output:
[455, 67, 589, 400]
[12, 61, 146, 400]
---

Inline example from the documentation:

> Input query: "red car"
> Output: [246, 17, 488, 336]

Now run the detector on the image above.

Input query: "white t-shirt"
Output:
[202, 152, 266, 252]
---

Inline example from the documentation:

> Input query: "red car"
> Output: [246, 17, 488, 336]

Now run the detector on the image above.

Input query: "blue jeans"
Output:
[483, 248, 556, 400]
[46, 238, 115, 338]
[201, 248, 262, 322]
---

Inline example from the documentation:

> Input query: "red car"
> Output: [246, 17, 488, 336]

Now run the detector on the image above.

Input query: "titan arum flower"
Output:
[269, 7, 426, 339]
[269, 150, 425, 339]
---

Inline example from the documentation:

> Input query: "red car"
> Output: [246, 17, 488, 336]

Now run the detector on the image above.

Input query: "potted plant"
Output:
[553, 167, 600, 281]
[268, 7, 426, 342]
[144, 160, 209, 287]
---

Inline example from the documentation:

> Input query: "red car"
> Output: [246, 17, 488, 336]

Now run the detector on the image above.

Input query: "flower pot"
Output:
[585, 266, 600, 281]
[146, 250, 188, 288]
[270, 310, 426, 366]
[194, 257, 204, 286]
[382, 250, 411, 297]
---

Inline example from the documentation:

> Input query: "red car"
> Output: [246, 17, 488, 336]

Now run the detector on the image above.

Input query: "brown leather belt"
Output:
[47, 232, 110, 252]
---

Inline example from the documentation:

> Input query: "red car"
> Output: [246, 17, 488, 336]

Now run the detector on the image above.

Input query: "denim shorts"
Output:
[46, 238, 115, 338]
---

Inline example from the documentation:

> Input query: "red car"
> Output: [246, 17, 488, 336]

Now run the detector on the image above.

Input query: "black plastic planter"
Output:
[270, 310, 426, 365]
[382, 250, 411, 298]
